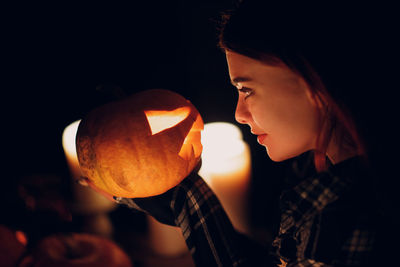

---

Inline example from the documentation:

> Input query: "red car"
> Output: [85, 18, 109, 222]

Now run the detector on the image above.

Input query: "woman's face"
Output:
[226, 51, 321, 162]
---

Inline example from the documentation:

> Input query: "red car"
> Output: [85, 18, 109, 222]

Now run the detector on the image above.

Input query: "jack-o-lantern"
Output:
[19, 233, 132, 267]
[76, 89, 203, 198]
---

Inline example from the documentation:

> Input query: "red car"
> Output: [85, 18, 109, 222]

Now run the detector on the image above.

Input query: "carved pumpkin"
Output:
[19, 233, 132, 267]
[76, 89, 203, 198]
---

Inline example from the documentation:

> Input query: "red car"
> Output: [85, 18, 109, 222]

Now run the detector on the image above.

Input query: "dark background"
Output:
[2, 0, 398, 261]
[3, 0, 240, 175]
[2, 0, 286, 246]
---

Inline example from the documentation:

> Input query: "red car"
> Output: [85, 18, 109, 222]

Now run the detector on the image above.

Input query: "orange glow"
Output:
[144, 107, 191, 135]
[278, 259, 288, 267]
[15, 231, 28, 246]
[179, 114, 203, 160]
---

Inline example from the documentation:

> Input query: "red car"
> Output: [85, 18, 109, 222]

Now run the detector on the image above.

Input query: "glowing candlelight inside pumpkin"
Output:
[144, 107, 191, 135]
[199, 122, 251, 235]
[144, 107, 203, 160]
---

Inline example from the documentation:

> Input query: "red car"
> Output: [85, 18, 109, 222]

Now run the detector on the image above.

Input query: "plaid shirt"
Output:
[116, 157, 381, 266]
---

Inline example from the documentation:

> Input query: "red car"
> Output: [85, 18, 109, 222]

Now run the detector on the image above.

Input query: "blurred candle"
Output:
[62, 120, 116, 237]
[147, 216, 189, 257]
[199, 122, 251, 235]
[62, 120, 83, 183]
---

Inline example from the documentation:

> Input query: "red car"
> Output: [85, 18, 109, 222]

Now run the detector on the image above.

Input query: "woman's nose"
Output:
[235, 97, 251, 124]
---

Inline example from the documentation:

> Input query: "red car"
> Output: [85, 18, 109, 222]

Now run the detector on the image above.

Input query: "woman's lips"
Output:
[257, 134, 268, 144]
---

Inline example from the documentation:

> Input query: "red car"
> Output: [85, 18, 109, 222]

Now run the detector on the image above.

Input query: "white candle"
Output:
[62, 120, 116, 237]
[147, 216, 189, 257]
[62, 120, 83, 182]
[199, 122, 251, 235]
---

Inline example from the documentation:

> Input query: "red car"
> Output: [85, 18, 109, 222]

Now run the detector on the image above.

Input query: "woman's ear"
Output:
[305, 85, 326, 110]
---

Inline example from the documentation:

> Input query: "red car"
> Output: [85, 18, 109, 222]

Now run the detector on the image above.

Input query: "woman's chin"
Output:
[266, 148, 306, 162]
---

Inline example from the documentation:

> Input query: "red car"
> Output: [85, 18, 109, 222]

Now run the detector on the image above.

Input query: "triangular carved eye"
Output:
[144, 107, 191, 135]
[178, 114, 203, 160]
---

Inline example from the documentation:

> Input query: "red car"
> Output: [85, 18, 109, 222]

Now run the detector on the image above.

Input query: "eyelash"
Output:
[238, 87, 253, 99]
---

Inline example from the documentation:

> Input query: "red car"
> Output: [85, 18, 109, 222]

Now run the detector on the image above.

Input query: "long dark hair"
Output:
[217, 1, 378, 172]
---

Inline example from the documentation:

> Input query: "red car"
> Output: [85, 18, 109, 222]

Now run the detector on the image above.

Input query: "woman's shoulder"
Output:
[320, 156, 398, 265]
[327, 156, 379, 213]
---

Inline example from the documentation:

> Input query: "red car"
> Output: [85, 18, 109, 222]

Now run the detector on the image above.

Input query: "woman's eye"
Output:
[238, 87, 253, 98]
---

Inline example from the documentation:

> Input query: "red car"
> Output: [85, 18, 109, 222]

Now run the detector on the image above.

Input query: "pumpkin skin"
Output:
[76, 89, 203, 198]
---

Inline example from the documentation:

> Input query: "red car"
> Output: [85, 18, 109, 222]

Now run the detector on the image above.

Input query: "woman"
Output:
[84, 1, 396, 266]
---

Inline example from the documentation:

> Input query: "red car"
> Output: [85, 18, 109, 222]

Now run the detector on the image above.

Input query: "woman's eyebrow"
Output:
[230, 77, 252, 86]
